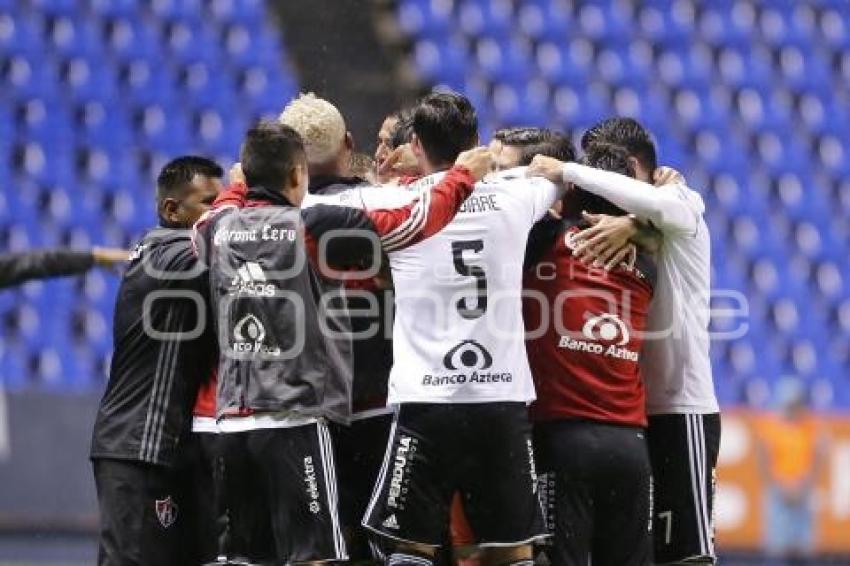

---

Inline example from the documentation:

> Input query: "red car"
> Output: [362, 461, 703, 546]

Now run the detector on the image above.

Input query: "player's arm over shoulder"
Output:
[560, 162, 704, 237]
[498, 166, 563, 222]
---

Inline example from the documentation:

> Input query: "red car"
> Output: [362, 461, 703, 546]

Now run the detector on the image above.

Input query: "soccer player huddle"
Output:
[90, 91, 720, 566]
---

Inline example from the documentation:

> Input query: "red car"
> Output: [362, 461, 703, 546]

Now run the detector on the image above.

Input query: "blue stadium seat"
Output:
[0, 10, 43, 55]
[576, 1, 631, 45]
[1, 0, 298, 392]
[413, 37, 469, 84]
[103, 18, 163, 61]
[1, 0, 844, 404]
[397, 0, 454, 38]
[475, 36, 534, 84]
[88, 0, 137, 17]
[209, 0, 267, 25]
[517, 0, 573, 42]
[458, 0, 514, 39]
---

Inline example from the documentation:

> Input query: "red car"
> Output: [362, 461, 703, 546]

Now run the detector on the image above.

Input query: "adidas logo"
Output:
[382, 514, 399, 529]
[233, 262, 267, 284]
[229, 262, 275, 296]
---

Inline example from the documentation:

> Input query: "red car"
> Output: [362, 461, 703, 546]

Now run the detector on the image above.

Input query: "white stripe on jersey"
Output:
[382, 188, 431, 252]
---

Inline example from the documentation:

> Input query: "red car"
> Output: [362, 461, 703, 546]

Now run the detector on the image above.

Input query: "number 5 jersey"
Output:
[379, 168, 558, 405]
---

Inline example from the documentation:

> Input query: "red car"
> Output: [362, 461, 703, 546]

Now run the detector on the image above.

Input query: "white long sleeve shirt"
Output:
[561, 163, 719, 415]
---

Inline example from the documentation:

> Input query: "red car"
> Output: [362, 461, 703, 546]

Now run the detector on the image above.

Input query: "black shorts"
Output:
[647, 413, 721, 564]
[363, 402, 547, 548]
[93, 459, 188, 566]
[222, 421, 348, 564]
[330, 412, 394, 561]
[534, 420, 653, 566]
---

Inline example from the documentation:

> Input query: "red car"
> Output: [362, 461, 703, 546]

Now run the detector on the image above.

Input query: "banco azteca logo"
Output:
[581, 313, 630, 345]
[560, 312, 638, 362]
[442, 339, 493, 370]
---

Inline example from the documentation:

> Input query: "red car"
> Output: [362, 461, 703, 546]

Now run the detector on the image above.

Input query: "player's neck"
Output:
[422, 161, 451, 176]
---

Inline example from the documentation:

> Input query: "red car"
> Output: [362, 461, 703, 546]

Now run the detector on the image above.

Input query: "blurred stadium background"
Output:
[0, 0, 848, 564]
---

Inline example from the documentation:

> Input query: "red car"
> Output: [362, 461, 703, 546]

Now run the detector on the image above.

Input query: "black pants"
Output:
[94, 459, 188, 566]
[182, 432, 227, 564]
[534, 420, 653, 566]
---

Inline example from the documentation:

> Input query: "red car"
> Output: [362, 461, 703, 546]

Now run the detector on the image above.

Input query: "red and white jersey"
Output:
[523, 223, 656, 427]
[379, 168, 559, 405]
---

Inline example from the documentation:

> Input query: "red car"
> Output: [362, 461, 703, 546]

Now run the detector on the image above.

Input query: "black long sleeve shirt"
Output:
[0, 249, 95, 289]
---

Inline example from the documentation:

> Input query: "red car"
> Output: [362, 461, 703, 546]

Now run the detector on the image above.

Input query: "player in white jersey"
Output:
[360, 92, 557, 566]
[528, 117, 720, 565]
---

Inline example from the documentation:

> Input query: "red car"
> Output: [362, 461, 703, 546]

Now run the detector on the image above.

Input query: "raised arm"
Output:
[528, 156, 704, 236]
[0, 248, 131, 288]
[371, 164, 477, 252]
[303, 147, 492, 270]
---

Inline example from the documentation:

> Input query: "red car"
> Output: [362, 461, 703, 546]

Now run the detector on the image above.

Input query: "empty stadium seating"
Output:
[398, 0, 849, 409]
[0, 0, 297, 388]
[1, 0, 846, 412]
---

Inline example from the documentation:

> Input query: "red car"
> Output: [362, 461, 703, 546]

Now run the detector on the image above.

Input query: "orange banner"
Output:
[716, 410, 850, 554]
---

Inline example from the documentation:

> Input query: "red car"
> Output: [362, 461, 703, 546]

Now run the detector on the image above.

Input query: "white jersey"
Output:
[301, 184, 415, 210]
[379, 168, 557, 405]
[561, 163, 719, 414]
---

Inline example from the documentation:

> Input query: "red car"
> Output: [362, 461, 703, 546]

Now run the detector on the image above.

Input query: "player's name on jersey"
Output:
[422, 370, 513, 386]
[458, 193, 501, 214]
[213, 225, 298, 246]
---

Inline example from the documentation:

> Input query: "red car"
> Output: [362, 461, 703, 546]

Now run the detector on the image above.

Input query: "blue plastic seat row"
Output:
[0, 0, 297, 390]
[399, 0, 850, 408]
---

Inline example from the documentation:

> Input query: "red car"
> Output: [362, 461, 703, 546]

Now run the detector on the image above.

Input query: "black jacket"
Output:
[91, 228, 216, 466]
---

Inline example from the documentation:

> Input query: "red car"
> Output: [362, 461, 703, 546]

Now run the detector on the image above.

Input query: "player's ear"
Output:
[411, 134, 423, 157]
[288, 163, 304, 189]
[627, 156, 650, 182]
[344, 131, 354, 151]
[159, 197, 181, 225]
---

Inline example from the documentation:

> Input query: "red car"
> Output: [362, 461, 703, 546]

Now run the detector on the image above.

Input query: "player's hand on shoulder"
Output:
[379, 144, 421, 179]
[574, 213, 639, 271]
[454, 146, 494, 181]
[526, 155, 565, 184]
[653, 166, 685, 187]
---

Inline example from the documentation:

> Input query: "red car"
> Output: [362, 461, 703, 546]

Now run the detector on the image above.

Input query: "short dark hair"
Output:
[412, 91, 478, 166]
[573, 142, 634, 216]
[349, 152, 375, 179]
[240, 121, 306, 190]
[581, 117, 657, 173]
[495, 127, 576, 165]
[389, 108, 415, 150]
[156, 155, 223, 202]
